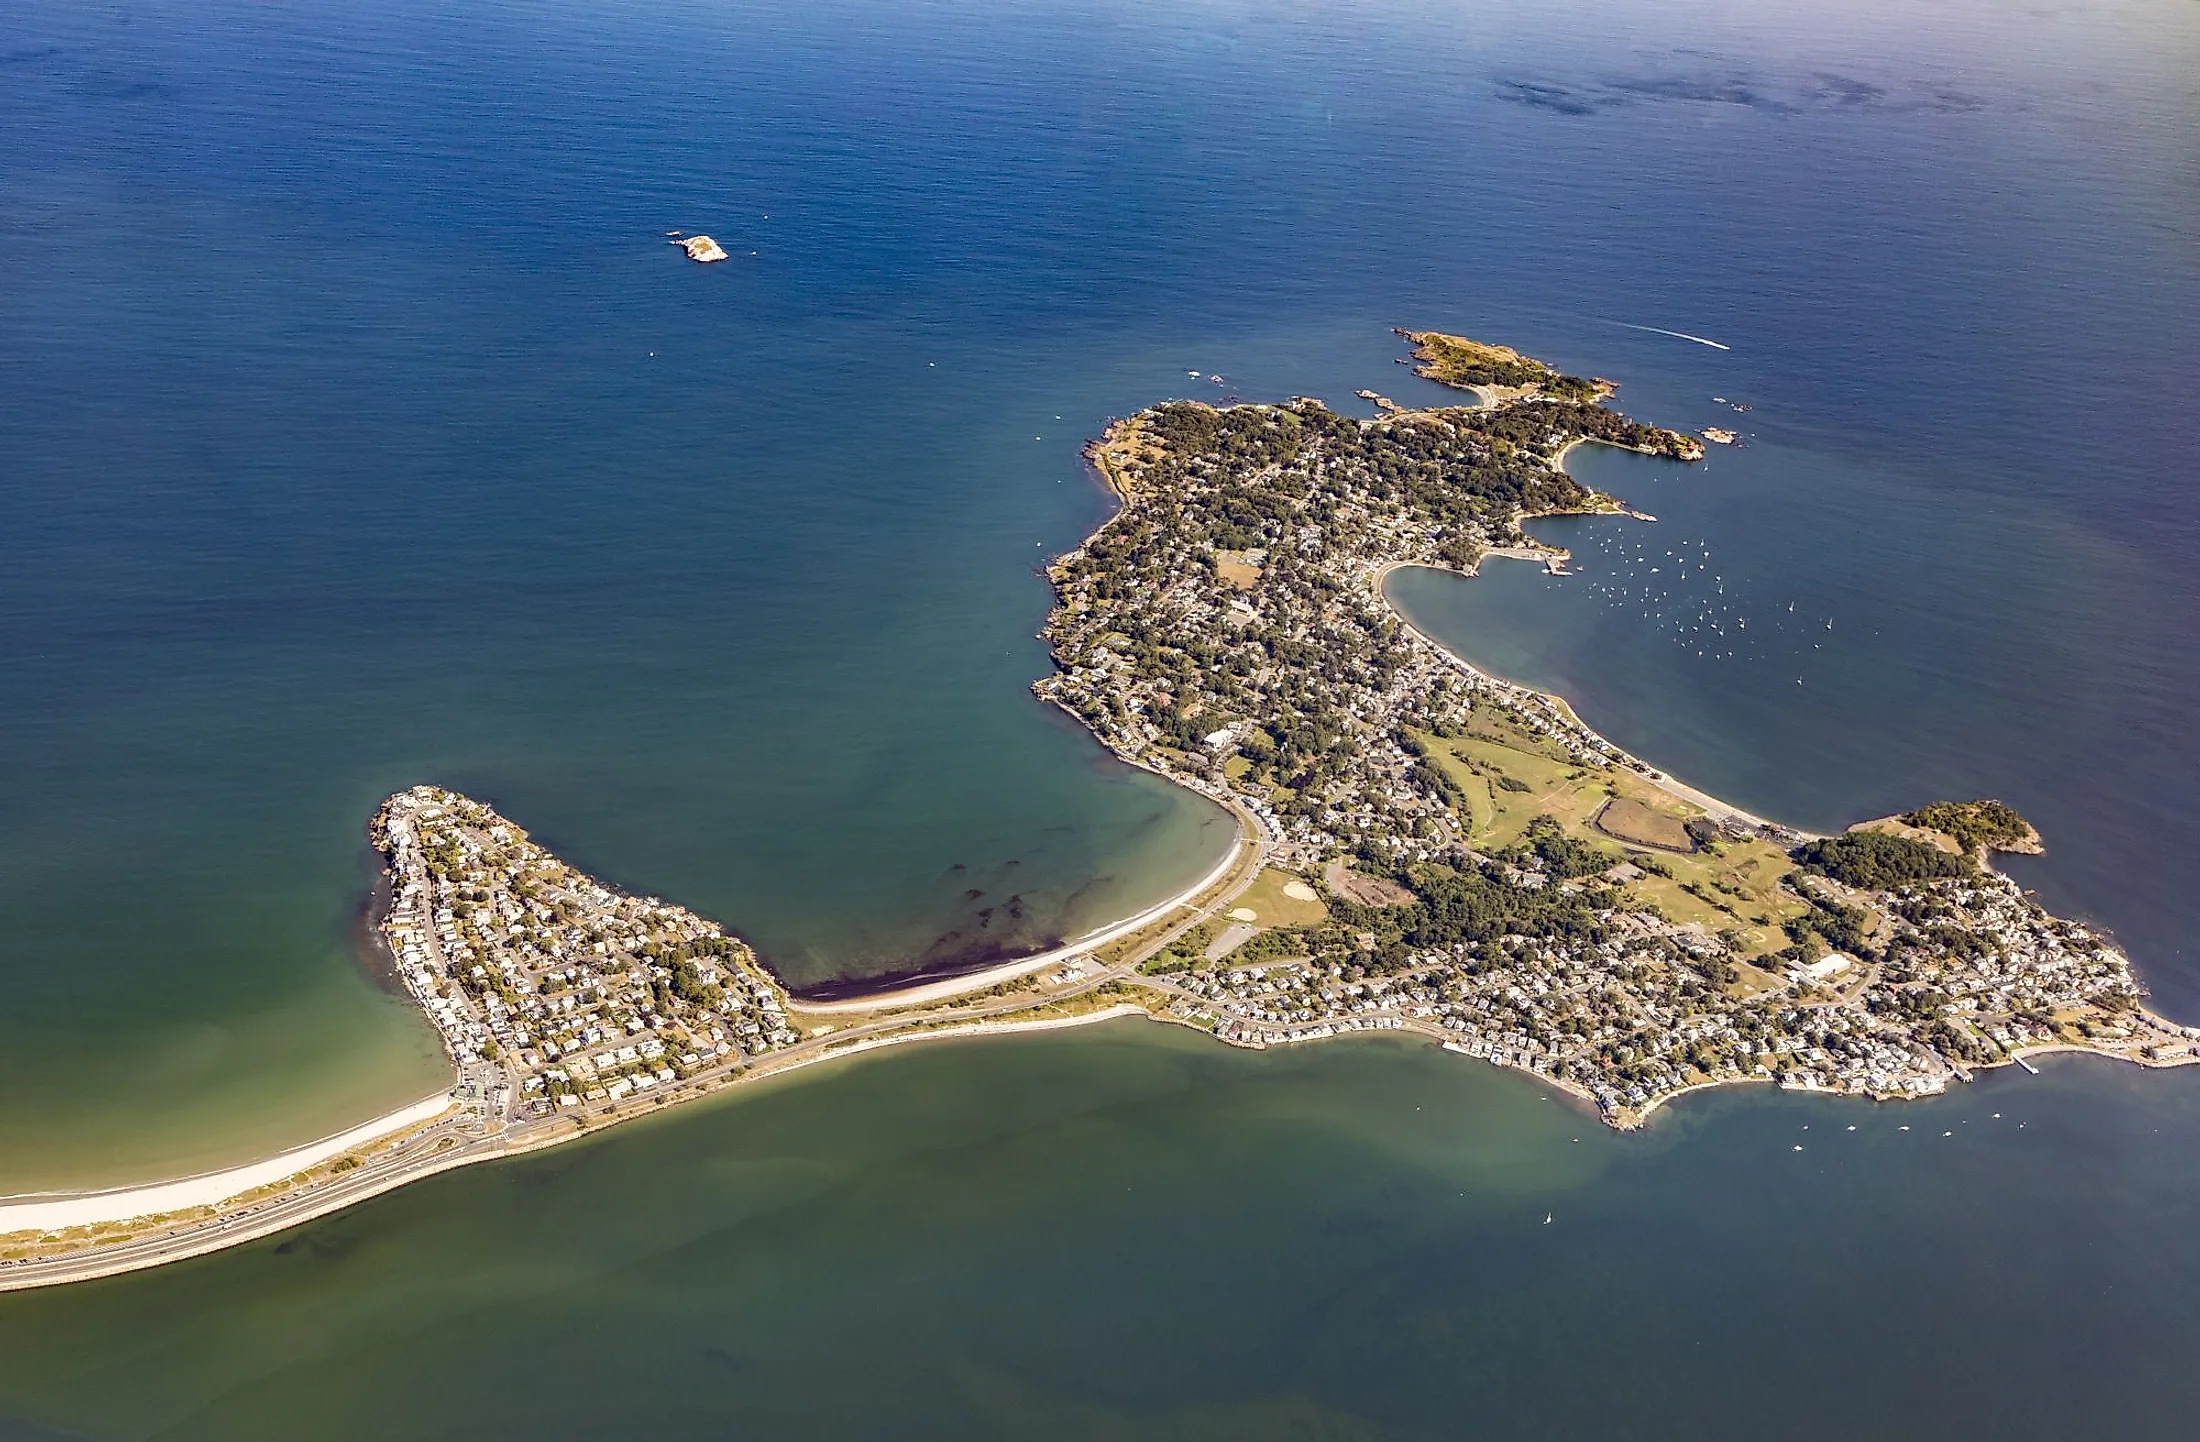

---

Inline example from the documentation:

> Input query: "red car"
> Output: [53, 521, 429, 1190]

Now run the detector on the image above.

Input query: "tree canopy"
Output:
[1792, 831, 1972, 889]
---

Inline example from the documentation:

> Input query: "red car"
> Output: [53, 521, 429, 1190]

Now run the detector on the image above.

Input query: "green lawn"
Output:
[1414, 707, 1813, 960]
[1231, 868, 1331, 928]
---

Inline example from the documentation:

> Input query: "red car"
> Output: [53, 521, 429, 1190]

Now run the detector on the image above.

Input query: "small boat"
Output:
[665, 230, 684, 237]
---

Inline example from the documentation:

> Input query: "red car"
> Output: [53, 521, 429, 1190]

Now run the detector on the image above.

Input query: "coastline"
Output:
[788, 828, 1249, 1014]
[0, 413, 1251, 1241]
[1038, 378, 2187, 1132]
[15, 966, 2196, 1291]
[1371, 558, 1809, 838]
[8, 350, 2180, 1288]
[0, 784, 1270, 1289]
[1549, 432, 1685, 473]
[0, 1092, 454, 1235]
[0, 995, 1203, 1293]
[1628, 1038, 2200, 1129]
[755, 1004, 1154, 1075]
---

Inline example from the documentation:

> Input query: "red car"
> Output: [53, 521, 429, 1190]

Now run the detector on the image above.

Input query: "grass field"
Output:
[1214, 553, 1262, 590]
[1850, 815, 1962, 854]
[1595, 796, 1694, 851]
[1414, 703, 1811, 961]
[1233, 868, 1331, 928]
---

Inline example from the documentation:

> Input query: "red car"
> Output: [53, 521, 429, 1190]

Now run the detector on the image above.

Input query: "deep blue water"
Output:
[3, 0, 2200, 1432]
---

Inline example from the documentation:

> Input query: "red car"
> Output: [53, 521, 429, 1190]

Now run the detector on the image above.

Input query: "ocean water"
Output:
[4, 0, 2200, 1431]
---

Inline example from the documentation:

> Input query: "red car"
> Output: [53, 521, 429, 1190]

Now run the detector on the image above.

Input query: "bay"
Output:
[2, 0, 2199, 1432]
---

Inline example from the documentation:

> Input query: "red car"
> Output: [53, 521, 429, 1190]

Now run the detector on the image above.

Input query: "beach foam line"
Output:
[0, 1091, 454, 1234]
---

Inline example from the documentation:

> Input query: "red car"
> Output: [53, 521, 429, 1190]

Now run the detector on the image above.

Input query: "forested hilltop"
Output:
[1038, 333, 2191, 1124]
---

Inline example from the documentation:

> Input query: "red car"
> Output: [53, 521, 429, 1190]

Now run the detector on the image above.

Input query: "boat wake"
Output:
[1612, 322, 1731, 351]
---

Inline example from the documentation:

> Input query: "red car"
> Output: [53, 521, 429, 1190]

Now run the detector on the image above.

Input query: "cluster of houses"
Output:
[374, 787, 799, 1117]
[1036, 396, 2186, 1126]
[1159, 859, 2196, 1123]
[1043, 402, 1759, 880]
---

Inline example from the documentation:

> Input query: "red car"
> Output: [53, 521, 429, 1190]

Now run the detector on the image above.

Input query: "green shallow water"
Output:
[5, 1021, 2200, 1441]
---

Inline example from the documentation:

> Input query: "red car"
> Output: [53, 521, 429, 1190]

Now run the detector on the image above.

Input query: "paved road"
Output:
[0, 1112, 500, 1289]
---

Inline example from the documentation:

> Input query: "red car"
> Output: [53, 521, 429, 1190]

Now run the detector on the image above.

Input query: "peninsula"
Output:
[6, 329, 2190, 1289]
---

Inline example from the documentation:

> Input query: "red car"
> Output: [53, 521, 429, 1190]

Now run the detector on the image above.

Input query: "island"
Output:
[5, 329, 2192, 1289]
[1396, 327, 1616, 409]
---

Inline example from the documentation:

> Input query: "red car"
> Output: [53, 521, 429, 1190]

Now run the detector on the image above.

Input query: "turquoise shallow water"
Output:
[5, 0, 2200, 1430]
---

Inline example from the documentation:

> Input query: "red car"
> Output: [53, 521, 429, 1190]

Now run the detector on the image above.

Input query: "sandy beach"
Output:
[0, 1091, 453, 1236]
[790, 791, 1257, 1014]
